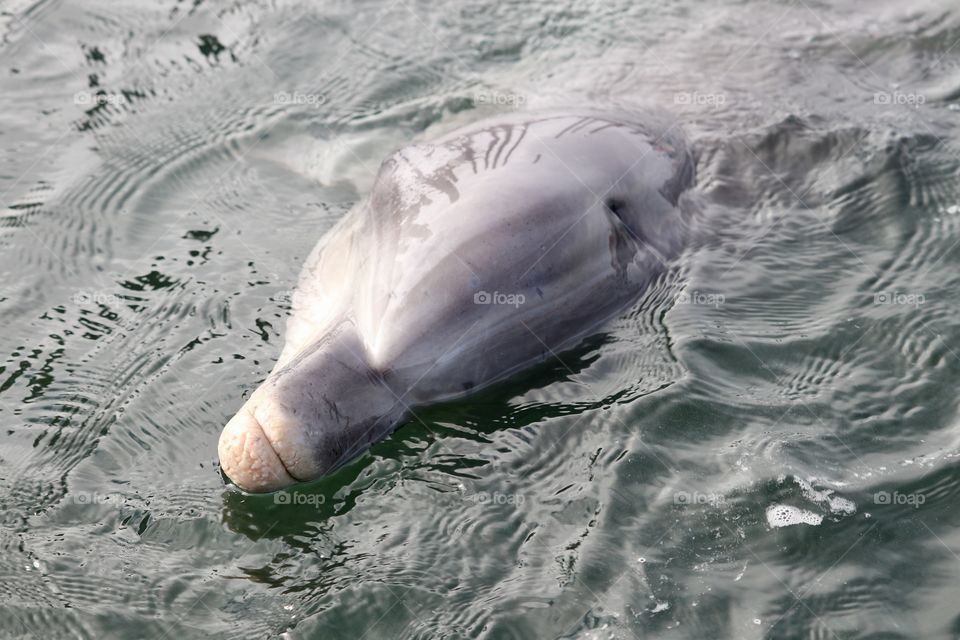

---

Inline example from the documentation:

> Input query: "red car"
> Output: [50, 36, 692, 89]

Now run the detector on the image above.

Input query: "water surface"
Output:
[2, 0, 960, 638]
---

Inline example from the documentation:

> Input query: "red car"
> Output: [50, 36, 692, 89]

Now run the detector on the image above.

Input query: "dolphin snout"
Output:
[218, 405, 296, 493]
[218, 321, 406, 490]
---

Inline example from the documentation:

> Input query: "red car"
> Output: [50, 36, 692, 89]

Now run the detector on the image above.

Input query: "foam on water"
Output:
[765, 504, 824, 528]
[795, 476, 857, 516]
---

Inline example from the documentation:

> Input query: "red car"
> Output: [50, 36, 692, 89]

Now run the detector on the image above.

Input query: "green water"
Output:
[2, 0, 960, 638]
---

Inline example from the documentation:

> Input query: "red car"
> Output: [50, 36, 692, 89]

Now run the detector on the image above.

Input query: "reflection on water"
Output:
[1, 0, 960, 637]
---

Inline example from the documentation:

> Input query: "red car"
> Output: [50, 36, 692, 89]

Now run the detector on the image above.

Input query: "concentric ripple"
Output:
[1, 0, 960, 638]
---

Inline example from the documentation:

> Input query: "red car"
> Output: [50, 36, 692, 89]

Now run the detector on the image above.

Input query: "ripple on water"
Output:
[2, 0, 960, 638]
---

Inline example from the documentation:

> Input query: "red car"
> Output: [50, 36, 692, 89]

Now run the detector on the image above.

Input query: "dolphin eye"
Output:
[605, 198, 627, 220]
[604, 197, 649, 249]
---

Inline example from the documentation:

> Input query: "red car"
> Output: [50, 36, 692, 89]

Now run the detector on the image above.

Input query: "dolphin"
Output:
[218, 108, 696, 492]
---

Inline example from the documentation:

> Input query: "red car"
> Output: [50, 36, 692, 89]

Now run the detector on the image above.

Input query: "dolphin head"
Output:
[218, 321, 400, 492]
[217, 110, 697, 493]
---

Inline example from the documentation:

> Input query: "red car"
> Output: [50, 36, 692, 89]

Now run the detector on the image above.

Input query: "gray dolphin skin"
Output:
[218, 108, 696, 492]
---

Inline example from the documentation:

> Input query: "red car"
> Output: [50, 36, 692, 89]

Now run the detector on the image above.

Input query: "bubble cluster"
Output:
[765, 504, 823, 528]
[795, 477, 857, 516]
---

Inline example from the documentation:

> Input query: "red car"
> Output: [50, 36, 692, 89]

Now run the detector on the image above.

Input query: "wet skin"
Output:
[218, 108, 696, 492]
